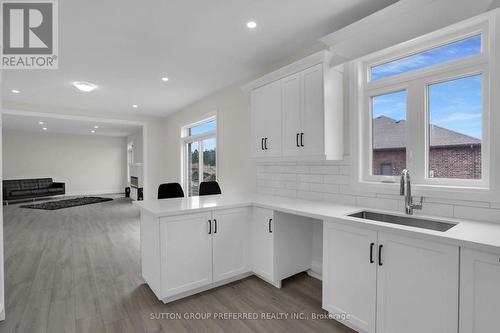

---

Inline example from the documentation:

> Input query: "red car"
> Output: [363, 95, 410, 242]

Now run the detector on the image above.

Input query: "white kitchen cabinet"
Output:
[376, 232, 459, 333]
[460, 247, 500, 333]
[323, 220, 459, 333]
[323, 222, 377, 333]
[250, 80, 282, 158]
[212, 208, 249, 282]
[244, 51, 343, 160]
[250, 207, 275, 283]
[154, 208, 250, 301]
[281, 72, 302, 156]
[160, 212, 213, 298]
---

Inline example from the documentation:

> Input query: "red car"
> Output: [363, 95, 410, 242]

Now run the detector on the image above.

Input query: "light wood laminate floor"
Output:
[0, 197, 355, 333]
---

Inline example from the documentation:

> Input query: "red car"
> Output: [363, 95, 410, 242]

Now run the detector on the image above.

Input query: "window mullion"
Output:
[198, 139, 204, 188]
[406, 80, 426, 185]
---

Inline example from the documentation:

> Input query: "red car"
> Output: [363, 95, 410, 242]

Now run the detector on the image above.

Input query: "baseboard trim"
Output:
[307, 269, 322, 281]
[65, 190, 125, 196]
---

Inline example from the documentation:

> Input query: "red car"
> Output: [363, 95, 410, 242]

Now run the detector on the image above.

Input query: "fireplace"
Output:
[130, 176, 139, 188]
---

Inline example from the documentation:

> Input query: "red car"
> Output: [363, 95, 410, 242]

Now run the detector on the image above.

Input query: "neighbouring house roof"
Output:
[373, 116, 481, 150]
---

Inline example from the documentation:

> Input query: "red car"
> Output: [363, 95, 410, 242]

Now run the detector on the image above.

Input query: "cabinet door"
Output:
[160, 212, 213, 298]
[323, 221, 377, 333]
[212, 208, 249, 282]
[301, 64, 325, 156]
[250, 81, 282, 158]
[460, 248, 500, 333]
[250, 207, 274, 282]
[376, 232, 459, 333]
[281, 72, 302, 156]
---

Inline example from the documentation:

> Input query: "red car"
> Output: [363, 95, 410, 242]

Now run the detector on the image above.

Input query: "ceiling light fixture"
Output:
[246, 21, 257, 29]
[39, 121, 44, 125]
[42, 127, 47, 131]
[11, 89, 20, 94]
[132, 104, 139, 108]
[94, 125, 99, 129]
[161, 77, 169, 82]
[91, 130, 96, 133]
[72, 81, 98, 92]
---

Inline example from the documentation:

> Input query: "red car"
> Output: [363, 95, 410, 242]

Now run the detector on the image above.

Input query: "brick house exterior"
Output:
[373, 116, 481, 179]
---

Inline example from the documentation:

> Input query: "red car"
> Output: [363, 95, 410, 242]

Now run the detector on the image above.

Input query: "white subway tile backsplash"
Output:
[309, 165, 340, 175]
[255, 159, 498, 224]
[454, 206, 500, 224]
[324, 174, 350, 185]
[297, 174, 323, 183]
[297, 190, 324, 201]
[356, 196, 399, 211]
[339, 165, 351, 175]
[324, 193, 356, 205]
[309, 183, 340, 194]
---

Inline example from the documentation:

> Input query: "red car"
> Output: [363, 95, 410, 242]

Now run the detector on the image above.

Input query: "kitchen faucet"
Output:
[400, 169, 423, 215]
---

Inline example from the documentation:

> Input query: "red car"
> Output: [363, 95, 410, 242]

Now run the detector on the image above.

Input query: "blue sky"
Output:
[372, 35, 482, 140]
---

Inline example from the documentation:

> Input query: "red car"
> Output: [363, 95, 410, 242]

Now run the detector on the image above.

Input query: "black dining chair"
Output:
[199, 181, 222, 196]
[158, 183, 185, 199]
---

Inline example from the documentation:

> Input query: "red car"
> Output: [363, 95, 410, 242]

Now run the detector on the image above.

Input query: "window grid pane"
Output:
[428, 75, 482, 179]
[371, 90, 407, 176]
[188, 120, 216, 136]
[371, 35, 481, 81]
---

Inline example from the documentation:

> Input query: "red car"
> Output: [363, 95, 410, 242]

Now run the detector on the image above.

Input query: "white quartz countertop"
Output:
[134, 193, 500, 253]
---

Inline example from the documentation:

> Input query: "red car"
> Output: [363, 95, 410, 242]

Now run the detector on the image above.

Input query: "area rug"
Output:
[20, 197, 114, 210]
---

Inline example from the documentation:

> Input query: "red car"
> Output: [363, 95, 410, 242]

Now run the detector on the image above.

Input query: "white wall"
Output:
[127, 129, 143, 164]
[2, 103, 167, 200]
[163, 84, 256, 194]
[3, 129, 127, 195]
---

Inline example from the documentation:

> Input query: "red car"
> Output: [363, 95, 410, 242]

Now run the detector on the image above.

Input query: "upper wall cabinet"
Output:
[243, 51, 344, 160]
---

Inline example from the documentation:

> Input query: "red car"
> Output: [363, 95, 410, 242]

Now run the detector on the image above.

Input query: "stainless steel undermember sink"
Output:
[348, 211, 457, 232]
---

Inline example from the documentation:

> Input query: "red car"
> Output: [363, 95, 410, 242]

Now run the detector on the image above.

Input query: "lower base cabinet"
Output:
[323, 220, 459, 333]
[160, 212, 214, 298]
[376, 232, 458, 333]
[250, 207, 275, 283]
[159, 208, 249, 300]
[460, 247, 500, 333]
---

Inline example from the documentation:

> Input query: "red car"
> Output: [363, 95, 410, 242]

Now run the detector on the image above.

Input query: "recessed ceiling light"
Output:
[161, 77, 169, 82]
[42, 127, 47, 131]
[38, 121, 44, 125]
[91, 130, 96, 133]
[246, 21, 257, 29]
[72, 81, 98, 92]
[11, 89, 20, 94]
[132, 104, 139, 108]
[94, 125, 99, 129]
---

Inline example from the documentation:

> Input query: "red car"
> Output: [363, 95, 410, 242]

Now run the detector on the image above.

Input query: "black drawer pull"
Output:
[268, 218, 273, 233]
[208, 220, 212, 234]
[296, 133, 300, 147]
[378, 244, 383, 266]
[214, 219, 217, 234]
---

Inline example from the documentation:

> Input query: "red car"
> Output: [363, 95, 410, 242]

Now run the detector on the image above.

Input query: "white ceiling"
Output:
[2, 0, 398, 116]
[2, 114, 142, 137]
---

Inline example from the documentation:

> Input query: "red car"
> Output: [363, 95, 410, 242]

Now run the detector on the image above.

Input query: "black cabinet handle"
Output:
[261, 138, 264, 150]
[370, 243, 375, 264]
[268, 218, 273, 233]
[208, 220, 212, 234]
[296, 133, 300, 147]
[378, 244, 383, 266]
[214, 219, 217, 234]
[264, 138, 268, 150]
[300, 133, 304, 147]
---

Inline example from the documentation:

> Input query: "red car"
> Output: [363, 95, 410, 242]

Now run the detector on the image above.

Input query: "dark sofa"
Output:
[3, 178, 65, 203]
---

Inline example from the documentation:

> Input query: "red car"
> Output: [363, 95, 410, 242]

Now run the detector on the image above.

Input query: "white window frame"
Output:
[181, 115, 218, 197]
[352, 12, 500, 201]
